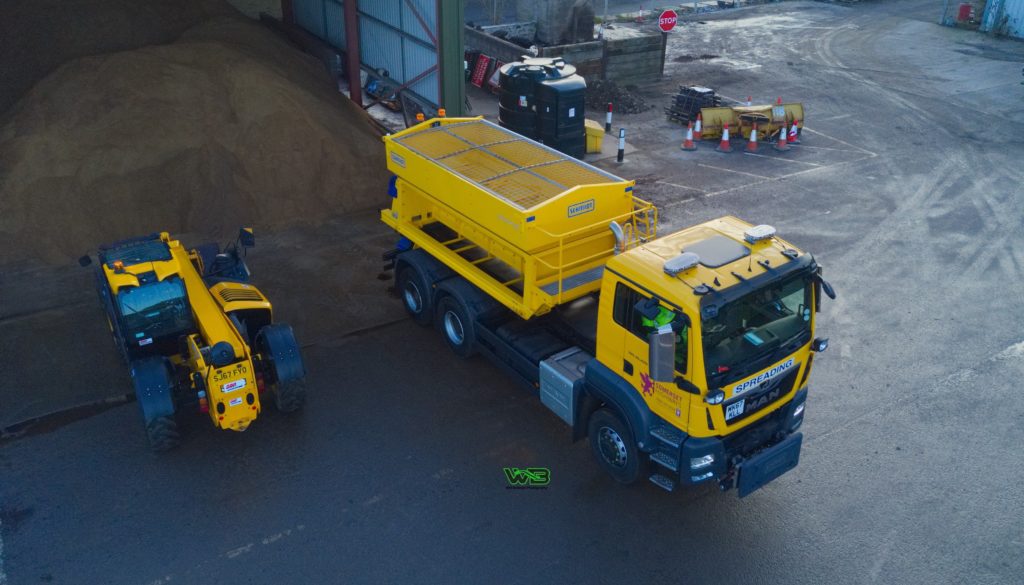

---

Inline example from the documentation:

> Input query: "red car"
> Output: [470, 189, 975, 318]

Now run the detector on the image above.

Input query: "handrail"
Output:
[529, 197, 658, 303]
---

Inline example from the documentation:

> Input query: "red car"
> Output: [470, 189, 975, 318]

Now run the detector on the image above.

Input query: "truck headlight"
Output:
[690, 454, 714, 469]
[705, 389, 725, 405]
[793, 403, 804, 418]
[691, 471, 713, 482]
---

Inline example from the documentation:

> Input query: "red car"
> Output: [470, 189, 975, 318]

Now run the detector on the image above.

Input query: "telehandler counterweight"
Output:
[81, 229, 306, 451]
[382, 117, 835, 496]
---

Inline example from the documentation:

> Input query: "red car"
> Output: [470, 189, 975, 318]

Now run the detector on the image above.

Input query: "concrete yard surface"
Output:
[3, 1, 1024, 584]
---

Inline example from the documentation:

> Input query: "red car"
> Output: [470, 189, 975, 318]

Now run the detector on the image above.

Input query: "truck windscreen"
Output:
[117, 277, 193, 340]
[702, 271, 812, 386]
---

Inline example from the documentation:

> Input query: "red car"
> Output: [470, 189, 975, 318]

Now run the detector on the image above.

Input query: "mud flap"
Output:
[737, 432, 803, 498]
[256, 323, 306, 384]
[130, 357, 176, 424]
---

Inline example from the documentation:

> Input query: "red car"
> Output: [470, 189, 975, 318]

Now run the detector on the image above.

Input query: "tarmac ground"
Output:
[3, 1, 1024, 583]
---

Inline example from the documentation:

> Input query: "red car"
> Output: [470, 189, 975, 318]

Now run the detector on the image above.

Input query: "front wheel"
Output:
[588, 408, 643, 484]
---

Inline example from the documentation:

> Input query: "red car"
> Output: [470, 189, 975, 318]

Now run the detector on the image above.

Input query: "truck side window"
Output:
[613, 282, 645, 336]
[612, 282, 688, 373]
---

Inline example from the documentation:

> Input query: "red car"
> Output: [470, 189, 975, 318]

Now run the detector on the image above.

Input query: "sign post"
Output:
[658, 10, 677, 78]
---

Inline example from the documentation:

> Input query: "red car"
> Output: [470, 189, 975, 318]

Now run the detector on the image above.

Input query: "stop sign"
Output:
[658, 9, 677, 32]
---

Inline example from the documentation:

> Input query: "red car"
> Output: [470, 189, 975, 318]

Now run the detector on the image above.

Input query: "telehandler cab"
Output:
[80, 229, 306, 451]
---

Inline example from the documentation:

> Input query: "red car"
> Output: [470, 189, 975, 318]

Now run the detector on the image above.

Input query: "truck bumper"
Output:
[736, 432, 802, 497]
[675, 388, 808, 495]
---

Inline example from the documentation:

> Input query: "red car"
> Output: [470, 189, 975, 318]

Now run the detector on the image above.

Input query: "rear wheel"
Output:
[274, 379, 306, 412]
[397, 266, 433, 326]
[255, 324, 306, 413]
[588, 408, 643, 484]
[145, 416, 180, 452]
[436, 295, 476, 358]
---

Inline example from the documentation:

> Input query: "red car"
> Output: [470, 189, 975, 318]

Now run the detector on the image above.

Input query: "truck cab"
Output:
[589, 217, 830, 493]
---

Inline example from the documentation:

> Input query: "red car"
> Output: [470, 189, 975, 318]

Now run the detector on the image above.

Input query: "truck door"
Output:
[611, 282, 692, 430]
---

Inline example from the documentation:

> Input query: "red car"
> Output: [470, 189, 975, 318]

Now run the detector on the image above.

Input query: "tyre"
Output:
[588, 408, 644, 484]
[436, 294, 476, 358]
[397, 266, 433, 326]
[274, 379, 306, 413]
[145, 416, 180, 452]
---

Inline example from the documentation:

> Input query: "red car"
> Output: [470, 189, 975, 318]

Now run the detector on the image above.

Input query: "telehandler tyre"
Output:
[273, 380, 306, 413]
[145, 416, 181, 452]
[256, 323, 306, 412]
[131, 357, 180, 452]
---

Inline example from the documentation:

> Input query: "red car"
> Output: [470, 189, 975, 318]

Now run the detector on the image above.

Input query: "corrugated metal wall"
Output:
[982, 0, 1024, 38]
[290, 0, 440, 105]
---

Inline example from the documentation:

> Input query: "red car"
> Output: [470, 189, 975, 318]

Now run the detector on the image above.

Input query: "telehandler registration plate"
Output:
[725, 400, 745, 421]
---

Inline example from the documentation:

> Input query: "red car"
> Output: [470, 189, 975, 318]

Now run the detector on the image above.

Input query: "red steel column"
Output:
[344, 0, 362, 107]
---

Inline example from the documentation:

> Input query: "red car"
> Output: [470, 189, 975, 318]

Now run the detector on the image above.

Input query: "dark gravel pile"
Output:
[585, 80, 652, 114]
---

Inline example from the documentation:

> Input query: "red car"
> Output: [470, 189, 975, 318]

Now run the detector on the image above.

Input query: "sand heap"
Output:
[0, 11, 388, 264]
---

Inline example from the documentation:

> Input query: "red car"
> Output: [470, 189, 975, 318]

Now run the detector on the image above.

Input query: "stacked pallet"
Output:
[664, 85, 722, 125]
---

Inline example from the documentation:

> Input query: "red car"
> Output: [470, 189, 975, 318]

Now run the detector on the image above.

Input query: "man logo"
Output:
[503, 467, 551, 488]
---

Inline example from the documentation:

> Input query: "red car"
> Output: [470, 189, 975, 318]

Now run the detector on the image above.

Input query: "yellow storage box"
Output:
[584, 119, 605, 154]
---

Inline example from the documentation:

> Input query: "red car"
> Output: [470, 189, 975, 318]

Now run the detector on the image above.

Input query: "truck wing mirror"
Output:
[648, 329, 676, 383]
[78, 254, 93, 267]
[238, 227, 255, 248]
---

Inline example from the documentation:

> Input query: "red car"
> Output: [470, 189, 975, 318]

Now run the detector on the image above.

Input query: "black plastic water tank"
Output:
[497, 61, 546, 139]
[497, 58, 586, 158]
[536, 72, 586, 159]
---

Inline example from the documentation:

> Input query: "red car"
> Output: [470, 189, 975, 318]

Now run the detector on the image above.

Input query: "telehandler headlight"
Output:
[793, 403, 805, 418]
[690, 454, 715, 469]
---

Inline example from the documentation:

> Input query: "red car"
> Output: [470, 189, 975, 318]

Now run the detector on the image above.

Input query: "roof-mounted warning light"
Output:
[664, 252, 700, 276]
[744, 224, 777, 244]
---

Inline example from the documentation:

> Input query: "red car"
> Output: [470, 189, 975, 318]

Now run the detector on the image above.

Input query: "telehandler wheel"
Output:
[436, 294, 477, 358]
[397, 266, 433, 326]
[131, 357, 180, 452]
[145, 416, 181, 452]
[588, 408, 644, 484]
[273, 379, 306, 413]
[255, 323, 307, 413]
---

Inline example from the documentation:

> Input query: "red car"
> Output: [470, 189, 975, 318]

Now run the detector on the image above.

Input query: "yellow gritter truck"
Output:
[380, 117, 835, 496]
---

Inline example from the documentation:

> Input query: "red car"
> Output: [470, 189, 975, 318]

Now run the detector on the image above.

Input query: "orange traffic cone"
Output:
[773, 123, 790, 152]
[717, 123, 733, 153]
[789, 119, 801, 144]
[694, 113, 703, 140]
[777, 96, 783, 105]
[746, 123, 759, 153]
[681, 122, 697, 151]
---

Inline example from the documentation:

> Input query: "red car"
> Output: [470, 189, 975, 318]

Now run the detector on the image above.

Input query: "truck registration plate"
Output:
[725, 399, 745, 421]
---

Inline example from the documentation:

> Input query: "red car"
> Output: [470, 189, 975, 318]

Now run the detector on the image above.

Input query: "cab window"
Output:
[613, 282, 689, 373]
